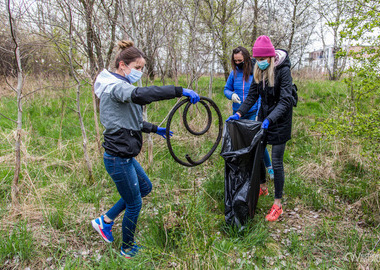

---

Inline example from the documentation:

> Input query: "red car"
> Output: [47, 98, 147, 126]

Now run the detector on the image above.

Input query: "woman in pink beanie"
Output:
[226, 35, 296, 222]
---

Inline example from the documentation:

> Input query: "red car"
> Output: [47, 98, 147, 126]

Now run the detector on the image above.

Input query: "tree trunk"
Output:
[288, 0, 298, 54]
[79, 0, 97, 78]
[252, 0, 258, 46]
[68, 4, 94, 182]
[221, 29, 229, 81]
[104, 0, 119, 69]
[127, 0, 154, 164]
[8, 0, 24, 206]
[208, 0, 214, 98]
[91, 81, 102, 155]
[76, 83, 94, 182]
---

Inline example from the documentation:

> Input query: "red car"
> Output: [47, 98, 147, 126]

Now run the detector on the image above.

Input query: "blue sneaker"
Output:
[120, 244, 142, 259]
[268, 168, 274, 180]
[91, 215, 114, 243]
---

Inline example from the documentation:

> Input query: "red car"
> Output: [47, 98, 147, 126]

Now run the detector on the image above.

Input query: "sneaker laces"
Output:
[269, 205, 281, 216]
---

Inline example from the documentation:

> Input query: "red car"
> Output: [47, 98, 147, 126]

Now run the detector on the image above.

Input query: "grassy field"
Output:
[0, 76, 379, 269]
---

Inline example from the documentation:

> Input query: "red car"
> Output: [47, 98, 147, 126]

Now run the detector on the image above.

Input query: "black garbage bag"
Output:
[220, 119, 266, 227]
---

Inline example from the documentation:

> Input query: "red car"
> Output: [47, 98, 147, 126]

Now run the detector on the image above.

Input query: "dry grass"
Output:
[292, 68, 329, 81]
[296, 158, 337, 181]
[296, 134, 374, 183]
[351, 191, 380, 225]
[0, 75, 78, 102]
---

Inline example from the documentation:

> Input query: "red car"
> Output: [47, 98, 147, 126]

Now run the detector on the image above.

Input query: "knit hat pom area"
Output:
[252, 35, 276, 58]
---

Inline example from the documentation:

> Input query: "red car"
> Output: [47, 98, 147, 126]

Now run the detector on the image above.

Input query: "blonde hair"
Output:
[253, 57, 275, 87]
[114, 40, 145, 68]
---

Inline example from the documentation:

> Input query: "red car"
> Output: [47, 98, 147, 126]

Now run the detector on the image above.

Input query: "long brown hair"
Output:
[114, 40, 145, 68]
[231, 46, 252, 82]
[253, 57, 275, 87]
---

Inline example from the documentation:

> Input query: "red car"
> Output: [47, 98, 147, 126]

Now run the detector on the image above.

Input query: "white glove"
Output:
[231, 93, 241, 104]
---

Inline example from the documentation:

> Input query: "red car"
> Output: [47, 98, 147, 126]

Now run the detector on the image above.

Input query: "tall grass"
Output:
[0, 75, 379, 269]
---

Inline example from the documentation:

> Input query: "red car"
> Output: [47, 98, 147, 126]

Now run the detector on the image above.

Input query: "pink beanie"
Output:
[252, 35, 276, 57]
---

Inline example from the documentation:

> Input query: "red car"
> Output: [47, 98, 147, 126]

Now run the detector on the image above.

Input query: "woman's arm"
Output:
[131, 85, 183, 105]
[223, 71, 235, 100]
[110, 83, 183, 105]
[236, 79, 259, 117]
[142, 121, 158, 133]
[266, 68, 293, 124]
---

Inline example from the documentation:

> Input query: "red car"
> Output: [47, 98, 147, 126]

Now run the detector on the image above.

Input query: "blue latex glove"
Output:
[182, 88, 200, 104]
[226, 113, 240, 122]
[156, 127, 173, 139]
[262, 119, 270, 129]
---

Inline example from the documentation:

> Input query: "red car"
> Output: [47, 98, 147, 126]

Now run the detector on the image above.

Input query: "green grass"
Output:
[0, 221, 35, 265]
[0, 75, 379, 269]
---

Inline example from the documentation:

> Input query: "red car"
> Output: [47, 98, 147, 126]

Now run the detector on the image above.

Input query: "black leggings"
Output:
[261, 143, 286, 199]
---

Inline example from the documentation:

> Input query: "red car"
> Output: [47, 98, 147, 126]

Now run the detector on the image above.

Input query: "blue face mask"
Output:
[124, 65, 143, 83]
[257, 60, 270, 70]
[126, 68, 143, 83]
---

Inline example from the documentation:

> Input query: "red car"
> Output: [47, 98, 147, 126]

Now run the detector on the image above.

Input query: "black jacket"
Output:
[237, 49, 294, 145]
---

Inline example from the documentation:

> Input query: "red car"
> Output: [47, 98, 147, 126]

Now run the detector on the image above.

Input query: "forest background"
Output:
[1, 0, 379, 269]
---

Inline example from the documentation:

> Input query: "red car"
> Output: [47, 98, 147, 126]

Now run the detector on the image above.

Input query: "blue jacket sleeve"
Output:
[223, 71, 235, 100]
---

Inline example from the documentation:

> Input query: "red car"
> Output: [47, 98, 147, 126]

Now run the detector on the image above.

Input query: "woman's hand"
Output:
[156, 127, 173, 139]
[226, 113, 241, 122]
[182, 88, 200, 104]
[231, 93, 241, 104]
[261, 119, 270, 129]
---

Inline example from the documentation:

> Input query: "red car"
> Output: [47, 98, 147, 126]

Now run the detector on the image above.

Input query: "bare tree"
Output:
[208, 0, 215, 97]
[102, 0, 120, 69]
[66, 2, 94, 182]
[6, 0, 25, 206]
[31, 0, 123, 155]
[282, 0, 316, 68]
[30, 0, 96, 181]
[78, 0, 120, 154]
[251, 0, 260, 45]
[200, 0, 244, 81]
[317, 0, 350, 80]
[125, 0, 156, 163]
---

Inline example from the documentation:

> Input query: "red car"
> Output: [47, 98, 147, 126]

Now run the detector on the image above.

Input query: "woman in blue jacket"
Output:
[91, 40, 199, 258]
[224, 46, 274, 180]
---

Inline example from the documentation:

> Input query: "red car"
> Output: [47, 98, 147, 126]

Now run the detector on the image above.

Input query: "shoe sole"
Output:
[91, 219, 112, 243]
[120, 251, 132, 259]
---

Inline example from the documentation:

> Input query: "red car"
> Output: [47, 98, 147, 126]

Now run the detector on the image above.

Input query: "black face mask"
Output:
[236, 62, 244, 69]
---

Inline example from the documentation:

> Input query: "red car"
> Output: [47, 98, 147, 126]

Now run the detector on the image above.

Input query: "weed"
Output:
[0, 221, 35, 266]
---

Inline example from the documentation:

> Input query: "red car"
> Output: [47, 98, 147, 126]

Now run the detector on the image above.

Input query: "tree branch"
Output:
[0, 112, 17, 123]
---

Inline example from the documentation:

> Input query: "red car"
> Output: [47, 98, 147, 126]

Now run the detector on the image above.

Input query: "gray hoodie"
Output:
[94, 69, 182, 157]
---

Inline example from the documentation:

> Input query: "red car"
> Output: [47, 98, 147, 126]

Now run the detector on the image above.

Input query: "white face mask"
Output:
[124, 65, 143, 83]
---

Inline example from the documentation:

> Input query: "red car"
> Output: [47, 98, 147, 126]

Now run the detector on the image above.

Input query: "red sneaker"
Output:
[259, 187, 268, 197]
[265, 204, 283, 221]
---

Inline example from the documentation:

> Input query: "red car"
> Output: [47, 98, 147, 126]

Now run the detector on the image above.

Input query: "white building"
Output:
[301, 45, 372, 73]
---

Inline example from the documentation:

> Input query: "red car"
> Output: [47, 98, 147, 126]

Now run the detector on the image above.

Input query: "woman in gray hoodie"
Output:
[91, 40, 199, 258]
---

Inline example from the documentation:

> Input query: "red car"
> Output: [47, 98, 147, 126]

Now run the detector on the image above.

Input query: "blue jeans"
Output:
[103, 152, 152, 249]
[233, 109, 272, 168]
